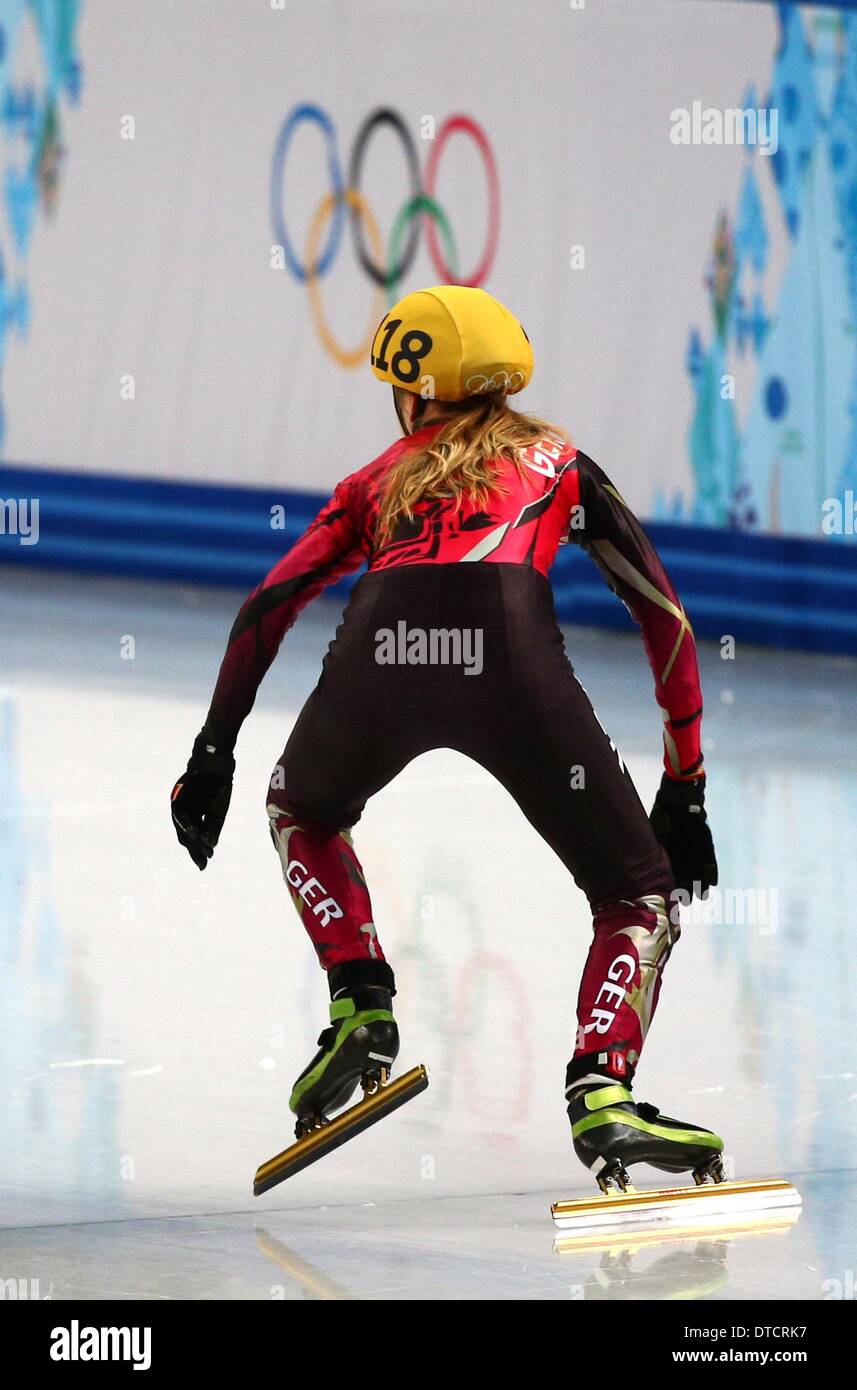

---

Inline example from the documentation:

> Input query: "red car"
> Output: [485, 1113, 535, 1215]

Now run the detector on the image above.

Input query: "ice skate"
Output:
[553, 1082, 800, 1233]
[254, 988, 428, 1194]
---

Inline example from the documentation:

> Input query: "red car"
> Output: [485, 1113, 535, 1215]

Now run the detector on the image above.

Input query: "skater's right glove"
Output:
[170, 732, 235, 871]
[650, 773, 718, 901]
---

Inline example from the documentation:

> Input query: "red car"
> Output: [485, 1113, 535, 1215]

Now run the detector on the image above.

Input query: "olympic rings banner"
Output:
[3, 0, 856, 541]
[269, 105, 500, 370]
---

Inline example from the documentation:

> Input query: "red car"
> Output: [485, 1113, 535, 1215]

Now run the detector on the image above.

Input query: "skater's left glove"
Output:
[170, 733, 235, 871]
[650, 773, 718, 901]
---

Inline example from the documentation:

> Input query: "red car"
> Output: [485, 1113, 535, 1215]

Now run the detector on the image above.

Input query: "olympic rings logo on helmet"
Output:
[465, 371, 526, 395]
[270, 104, 500, 368]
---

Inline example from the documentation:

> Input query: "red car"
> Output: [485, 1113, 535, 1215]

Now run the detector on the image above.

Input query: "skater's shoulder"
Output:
[565, 448, 615, 487]
[565, 444, 595, 470]
[336, 427, 444, 495]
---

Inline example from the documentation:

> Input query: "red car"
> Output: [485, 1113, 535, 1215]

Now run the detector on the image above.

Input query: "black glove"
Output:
[171, 733, 235, 871]
[650, 773, 718, 900]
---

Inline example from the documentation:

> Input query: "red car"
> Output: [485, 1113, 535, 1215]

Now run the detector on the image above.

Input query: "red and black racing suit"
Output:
[203, 425, 704, 1083]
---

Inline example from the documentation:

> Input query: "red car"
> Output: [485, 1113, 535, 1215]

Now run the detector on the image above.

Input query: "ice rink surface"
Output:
[1, 569, 855, 1301]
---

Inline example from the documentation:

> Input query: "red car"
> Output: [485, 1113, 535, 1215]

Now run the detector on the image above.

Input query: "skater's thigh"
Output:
[474, 668, 671, 907]
[268, 665, 422, 827]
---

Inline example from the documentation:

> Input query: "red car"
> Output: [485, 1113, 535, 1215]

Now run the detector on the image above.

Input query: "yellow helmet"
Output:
[370, 285, 533, 401]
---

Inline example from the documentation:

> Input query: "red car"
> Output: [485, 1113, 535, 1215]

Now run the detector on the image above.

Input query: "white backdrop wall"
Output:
[4, 0, 853, 537]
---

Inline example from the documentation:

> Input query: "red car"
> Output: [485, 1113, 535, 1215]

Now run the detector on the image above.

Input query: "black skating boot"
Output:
[566, 1052, 724, 1193]
[290, 964, 398, 1138]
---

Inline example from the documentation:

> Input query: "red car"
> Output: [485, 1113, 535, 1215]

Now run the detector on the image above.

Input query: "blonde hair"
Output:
[376, 394, 569, 545]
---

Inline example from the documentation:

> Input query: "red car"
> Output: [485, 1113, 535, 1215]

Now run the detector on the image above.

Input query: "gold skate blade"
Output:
[552, 1178, 801, 1232]
[253, 1064, 429, 1196]
[554, 1204, 801, 1255]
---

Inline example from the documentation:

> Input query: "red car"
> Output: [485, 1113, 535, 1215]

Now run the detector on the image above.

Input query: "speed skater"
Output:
[171, 285, 722, 1193]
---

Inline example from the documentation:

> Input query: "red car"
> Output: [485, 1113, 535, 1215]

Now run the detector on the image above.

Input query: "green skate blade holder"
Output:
[254, 1064, 429, 1196]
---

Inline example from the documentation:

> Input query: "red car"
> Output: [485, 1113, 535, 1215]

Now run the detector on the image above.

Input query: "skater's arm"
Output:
[570, 452, 703, 781]
[202, 487, 366, 751]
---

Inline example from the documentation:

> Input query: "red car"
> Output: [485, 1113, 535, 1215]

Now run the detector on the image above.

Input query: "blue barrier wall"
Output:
[1, 465, 852, 655]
